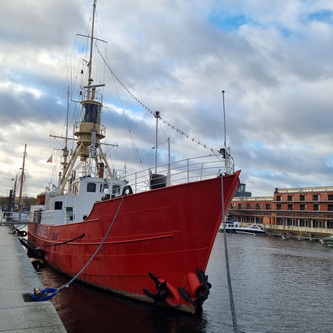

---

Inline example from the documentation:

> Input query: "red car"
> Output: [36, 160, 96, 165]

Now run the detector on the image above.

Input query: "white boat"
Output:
[320, 235, 333, 246]
[219, 221, 266, 235]
[234, 224, 266, 235]
[219, 220, 242, 233]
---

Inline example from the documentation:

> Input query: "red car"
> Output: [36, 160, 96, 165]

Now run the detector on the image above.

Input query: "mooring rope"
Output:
[31, 193, 126, 301]
[221, 176, 238, 333]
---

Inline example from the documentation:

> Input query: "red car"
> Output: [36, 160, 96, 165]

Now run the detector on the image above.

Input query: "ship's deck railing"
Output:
[123, 154, 234, 193]
[0, 211, 30, 225]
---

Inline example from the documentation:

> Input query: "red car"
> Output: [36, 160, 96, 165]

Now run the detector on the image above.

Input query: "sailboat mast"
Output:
[18, 144, 27, 221]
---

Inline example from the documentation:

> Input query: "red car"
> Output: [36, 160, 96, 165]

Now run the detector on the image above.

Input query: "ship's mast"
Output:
[59, 0, 113, 194]
[87, 0, 97, 101]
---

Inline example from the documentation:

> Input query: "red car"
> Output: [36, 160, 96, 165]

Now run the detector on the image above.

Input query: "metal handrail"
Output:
[123, 154, 235, 193]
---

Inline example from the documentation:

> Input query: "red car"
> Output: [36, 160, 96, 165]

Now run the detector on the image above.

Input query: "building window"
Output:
[300, 220, 308, 227]
[238, 203, 242, 209]
[300, 204, 306, 211]
[288, 195, 293, 201]
[288, 204, 293, 210]
[313, 204, 320, 211]
[276, 204, 281, 210]
[286, 219, 296, 226]
[276, 196, 281, 201]
[313, 220, 322, 228]
[328, 195, 333, 201]
[246, 203, 251, 209]
[300, 195, 305, 201]
[327, 221, 333, 229]
[230, 204, 234, 209]
[313, 194, 319, 201]
[328, 204, 333, 211]
[256, 204, 261, 210]
[266, 204, 271, 210]
[277, 218, 283, 225]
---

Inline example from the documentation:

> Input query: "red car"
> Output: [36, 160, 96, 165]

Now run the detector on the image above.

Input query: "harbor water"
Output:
[36, 233, 333, 332]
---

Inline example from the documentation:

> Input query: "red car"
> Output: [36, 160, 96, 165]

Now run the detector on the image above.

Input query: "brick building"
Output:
[228, 185, 333, 236]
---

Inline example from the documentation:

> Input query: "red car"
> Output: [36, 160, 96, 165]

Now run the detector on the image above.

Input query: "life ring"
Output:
[122, 185, 133, 196]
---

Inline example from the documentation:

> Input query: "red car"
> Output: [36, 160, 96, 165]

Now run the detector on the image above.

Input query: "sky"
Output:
[1, 0, 333, 199]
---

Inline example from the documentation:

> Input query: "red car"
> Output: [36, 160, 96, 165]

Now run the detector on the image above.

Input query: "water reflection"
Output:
[36, 233, 333, 332]
[38, 266, 207, 333]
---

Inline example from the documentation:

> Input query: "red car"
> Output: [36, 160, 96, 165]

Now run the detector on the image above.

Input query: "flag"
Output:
[47, 155, 53, 163]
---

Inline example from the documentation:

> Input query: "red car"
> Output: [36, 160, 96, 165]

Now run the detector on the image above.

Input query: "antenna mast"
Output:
[221, 90, 233, 174]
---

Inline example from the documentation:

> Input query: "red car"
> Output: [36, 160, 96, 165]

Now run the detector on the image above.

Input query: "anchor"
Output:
[143, 272, 169, 304]
[178, 268, 212, 306]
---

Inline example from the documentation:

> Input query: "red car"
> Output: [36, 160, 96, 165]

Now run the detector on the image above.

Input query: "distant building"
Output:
[234, 183, 252, 197]
[228, 185, 333, 237]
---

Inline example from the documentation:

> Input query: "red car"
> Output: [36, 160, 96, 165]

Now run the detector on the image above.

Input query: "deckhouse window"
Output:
[54, 201, 63, 210]
[87, 182, 96, 192]
[112, 185, 121, 196]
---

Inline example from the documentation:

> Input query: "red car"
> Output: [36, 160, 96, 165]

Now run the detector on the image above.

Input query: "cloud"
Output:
[1, 0, 333, 199]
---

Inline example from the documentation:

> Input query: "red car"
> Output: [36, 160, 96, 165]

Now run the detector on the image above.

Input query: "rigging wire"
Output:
[107, 55, 146, 172]
[96, 45, 222, 159]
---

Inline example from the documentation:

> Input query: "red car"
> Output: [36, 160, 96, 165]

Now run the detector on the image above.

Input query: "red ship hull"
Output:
[28, 172, 240, 312]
